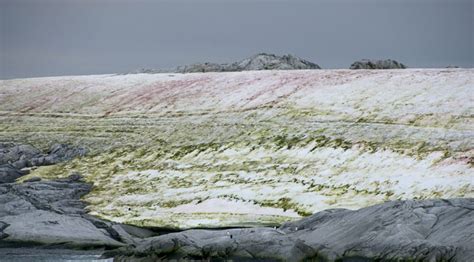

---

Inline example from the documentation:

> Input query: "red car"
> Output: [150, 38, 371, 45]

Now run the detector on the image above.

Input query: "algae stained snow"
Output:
[1, 69, 473, 229]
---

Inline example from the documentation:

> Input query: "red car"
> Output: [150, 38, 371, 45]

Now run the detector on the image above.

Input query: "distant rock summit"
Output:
[130, 53, 321, 74]
[350, 59, 407, 69]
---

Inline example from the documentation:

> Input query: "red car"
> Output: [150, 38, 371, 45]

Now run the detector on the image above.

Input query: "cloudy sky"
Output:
[0, 0, 472, 79]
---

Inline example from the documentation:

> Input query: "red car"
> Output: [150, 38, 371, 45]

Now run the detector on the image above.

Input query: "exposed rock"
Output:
[0, 221, 9, 240]
[130, 53, 321, 74]
[232, 53, 321, 71]
[0, 165, 27, 184]
[108, 198, 474, 261]
[350, 59, 407, 69]
[176, 62, 229, 73]
[0, 175, 124, 248]
[30, 143, 88, 166]
[0, 143, 87, 184]
[0, 143, 41, 169]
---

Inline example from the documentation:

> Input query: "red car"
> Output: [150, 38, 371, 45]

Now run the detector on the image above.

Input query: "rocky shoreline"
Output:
[1, 173, 473, 261]
[1, 145, 473, 261]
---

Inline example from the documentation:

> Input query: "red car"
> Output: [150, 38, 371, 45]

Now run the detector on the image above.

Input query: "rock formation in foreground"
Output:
[0, 173, 157, 249]
[0, 143, 87, 184]
[350, 59, 407, 69]
[131, 53, 321, 74]
[109, 198, 474, 261]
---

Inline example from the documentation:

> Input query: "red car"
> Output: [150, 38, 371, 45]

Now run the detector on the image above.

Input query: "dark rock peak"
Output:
[350, 59, 407, 69]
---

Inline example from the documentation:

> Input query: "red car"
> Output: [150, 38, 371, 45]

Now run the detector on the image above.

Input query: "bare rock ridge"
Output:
[130, 53, 322, 74]
[0, 143, 87, 184]
[130, 54, 411, 74]
[108, 198, 474, 261]
[0, 174, 155, 249]
[350, 59, 407, 69]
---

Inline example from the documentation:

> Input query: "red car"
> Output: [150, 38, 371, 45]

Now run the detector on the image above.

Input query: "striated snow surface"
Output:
[1, 69, 473, 229]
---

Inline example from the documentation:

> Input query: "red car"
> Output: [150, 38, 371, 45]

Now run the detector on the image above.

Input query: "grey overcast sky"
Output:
[0, 0, 473, 79]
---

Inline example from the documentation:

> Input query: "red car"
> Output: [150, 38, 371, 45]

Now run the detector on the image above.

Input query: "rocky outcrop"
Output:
[233, 53, 321, 71]
[176, 53, 321, 73]
[130, 53, 321, 74]
[0, 174, 154, 248]
[350, 59, 407, 69]
[108, 198, 474, 261]
[1, 170, 472, 260]
[0, 143, 87, 184]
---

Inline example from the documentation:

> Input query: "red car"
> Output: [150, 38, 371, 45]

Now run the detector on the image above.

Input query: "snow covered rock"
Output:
[229, 53, 321, 71]
[132, 53, 321, 74]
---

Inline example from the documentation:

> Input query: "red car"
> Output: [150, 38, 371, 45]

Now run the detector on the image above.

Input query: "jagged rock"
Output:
[350, 59, 407, 69]
[233, 53, 321, 71]
[33, 143, 88, 166]
[176, 62, 229, 73]
[131, 53, 321, 74]
[0, 143, 41, 169]
[0, 175, 124, 248]
[109, 198, 474, 261]
[0, 143, 87, 184]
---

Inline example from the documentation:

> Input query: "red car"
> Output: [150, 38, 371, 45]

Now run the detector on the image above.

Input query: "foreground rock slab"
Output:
[0, 175, 125, 248]
[109, 198, 474, 261]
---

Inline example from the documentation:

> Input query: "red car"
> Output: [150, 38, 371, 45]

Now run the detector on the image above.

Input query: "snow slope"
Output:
[1, 69, 473, 228]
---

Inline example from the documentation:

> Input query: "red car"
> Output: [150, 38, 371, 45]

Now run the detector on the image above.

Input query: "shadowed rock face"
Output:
[350, 59, 407, 69]
[131, 53, 321, 73]
[108, 198, 474, 261]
